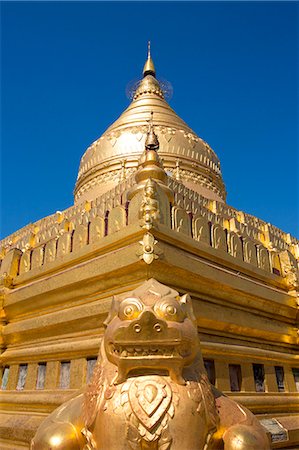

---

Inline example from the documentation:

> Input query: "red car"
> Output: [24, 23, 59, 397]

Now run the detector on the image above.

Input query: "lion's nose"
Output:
[139, 310, 156, 324]
[133, 310, 166, 335]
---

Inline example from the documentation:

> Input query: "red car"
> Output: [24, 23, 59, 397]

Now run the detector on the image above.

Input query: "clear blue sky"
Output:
[1, 1, 298, 239]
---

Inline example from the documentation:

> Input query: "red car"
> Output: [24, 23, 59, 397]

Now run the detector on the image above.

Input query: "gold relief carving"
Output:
[108, 206, 126, 235]
[228, 232, 243, 260]
[0, 272, 13, 288]
[174, 193, 183, 209]
[44, 239, 57, 264]
[83, 362, 105, 429]
[244, 217, 264, 242]
[81, 213, 90, 227]
[59, 218, 72, 233]
[72, 224, 88, 252]
[55, 210, 65, 223]
[31, 246, 44, 270]
[243, 239, 258, 267]
[262, 223, 281, 250]
[211, 224, 227, 252]
[206, 211, 215, 225]
[177, 184, 184, 195]
[222, 218, 230, 231]
[257, 245, 271, 272]
[279, 250, 299, 289]
[271, 252, 282, 275]
[70, 216, 82, 230]
[17, 233, 33, 253]
[128, 192, 144, 226]
[135, 131, 144, 142]
[236, 212, 245, 223]
[290, 243, 299, 260]
[120, 159, 127, 181]
[24, 232, 36, 251]
[96, 204, 106, 219]
[172, 206, 191, 236]
[187, 373, 219, 441]
[208, 201, 217, 214]
[114, 193, 122, 208]
[119, 377, 177, 450]
[89, 217, 105, 244]
[75, 168, 136, 201]
[2, 170, 297, 259]
[129, 379, 172, 429]
[229, 218, 248, 237]
[56, 232, 72, 257]
[107, 135, 117, 147]
[107, 198, 114, 212]
[138, 233, 159, 265]
[81, 427, 97, 450]
[0, 248, 22, 284]
[140, 179, 160, 231]
[192, 216, 210, 245]
[247, 227, 262, 244]
[19, 250, 31, 275]
[177, 169, 225, 200]
[48, 225, 59, 240]
[31, 280, 269, 450]
[0, 247, 6, 262]
[184, 199, 191, 214]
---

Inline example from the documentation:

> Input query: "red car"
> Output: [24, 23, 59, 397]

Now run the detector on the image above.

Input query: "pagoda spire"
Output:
[143, 41, 156, 78]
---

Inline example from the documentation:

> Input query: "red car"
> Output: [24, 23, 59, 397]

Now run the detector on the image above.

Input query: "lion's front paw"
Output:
[223, 424, 270, 450]
[31, 421, 81, 450]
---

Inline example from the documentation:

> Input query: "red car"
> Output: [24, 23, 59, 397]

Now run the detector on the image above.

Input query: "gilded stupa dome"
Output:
[74, 47, 226, 204]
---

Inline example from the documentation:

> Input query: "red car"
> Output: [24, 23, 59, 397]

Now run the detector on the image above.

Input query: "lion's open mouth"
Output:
[109, 343, 191, 358]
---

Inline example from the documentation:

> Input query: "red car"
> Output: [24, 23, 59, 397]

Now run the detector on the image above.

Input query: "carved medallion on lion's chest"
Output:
[90, 375, 211, 450]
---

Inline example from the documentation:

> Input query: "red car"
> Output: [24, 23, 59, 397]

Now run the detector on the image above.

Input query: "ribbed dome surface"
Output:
[74, 60, 226, 204]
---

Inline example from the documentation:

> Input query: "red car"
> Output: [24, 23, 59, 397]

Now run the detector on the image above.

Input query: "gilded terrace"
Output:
[0, 172, 298, 291]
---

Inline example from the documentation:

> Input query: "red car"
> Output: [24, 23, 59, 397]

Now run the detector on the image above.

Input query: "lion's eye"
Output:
[119, 298, 143, 320]
[154, 299, 185, 322]
[124, 306, 134, 317]
[166, 305, 176, 315]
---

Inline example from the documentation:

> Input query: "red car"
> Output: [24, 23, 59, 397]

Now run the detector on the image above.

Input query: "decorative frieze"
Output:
[0, 173, 297, 281]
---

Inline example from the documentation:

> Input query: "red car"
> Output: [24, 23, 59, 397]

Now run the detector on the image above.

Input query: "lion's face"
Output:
[103, 279, 199, 384]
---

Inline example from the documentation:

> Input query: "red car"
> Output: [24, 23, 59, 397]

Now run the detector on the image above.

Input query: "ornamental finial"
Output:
[145, 111, 159, 150]
[143, 41, 156, 78]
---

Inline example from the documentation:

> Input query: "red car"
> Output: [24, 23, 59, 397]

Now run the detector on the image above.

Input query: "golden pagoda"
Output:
[0, 46, 298, 449]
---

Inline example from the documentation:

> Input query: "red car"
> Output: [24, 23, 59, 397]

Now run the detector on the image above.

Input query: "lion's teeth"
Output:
[112, 345, 181, 357]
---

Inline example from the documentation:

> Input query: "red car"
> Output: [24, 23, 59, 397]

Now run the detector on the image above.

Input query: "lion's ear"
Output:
[179, 294, 197, 324]
[103, 296, 120, 327]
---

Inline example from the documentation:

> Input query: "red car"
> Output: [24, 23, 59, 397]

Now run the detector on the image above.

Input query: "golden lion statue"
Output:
[31, 279, 270, 450]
